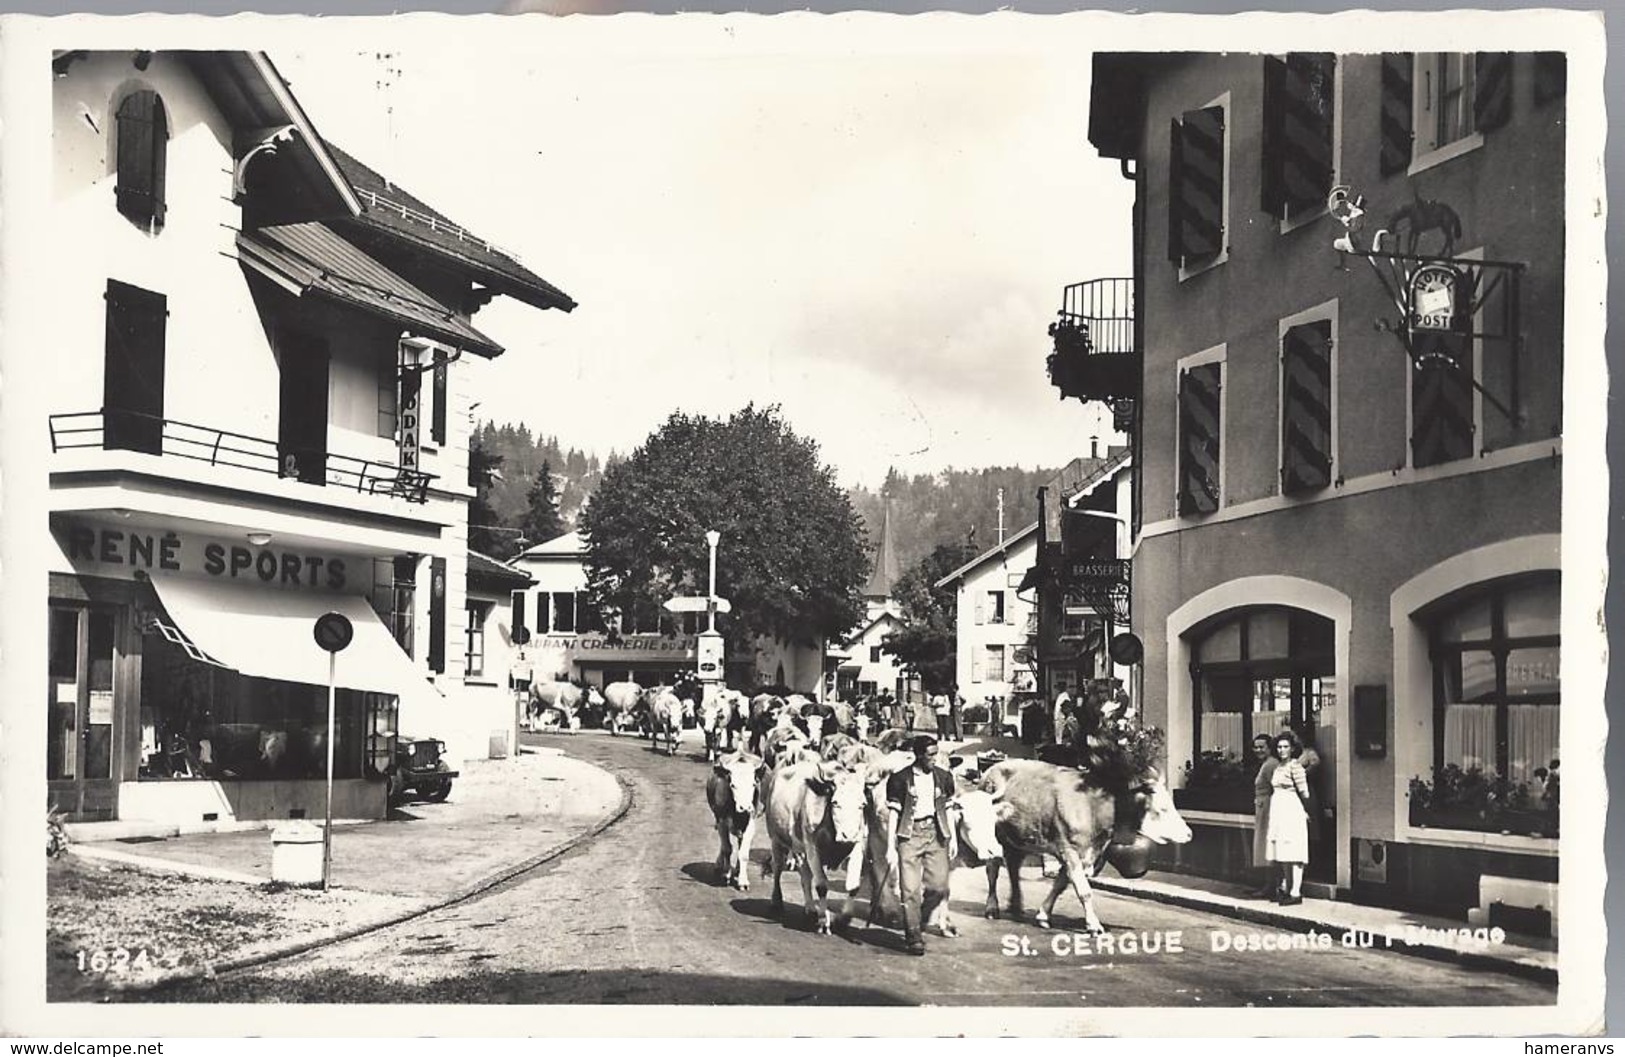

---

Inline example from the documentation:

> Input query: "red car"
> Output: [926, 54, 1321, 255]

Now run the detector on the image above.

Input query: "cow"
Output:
[719, 689, 750, 753]
[764, 759, 870, 935]
[706, 751, 766, 890]
[763, 724, 813, 770]
[923, 788, 1002, 938]
[978, 760, 1192, 932]
[530, 681, 605, 730]
[825, 743, 913, 929]
[648, 687, 687, 756]
[601, 681, 644, 735]
[747, 693, 783, 756]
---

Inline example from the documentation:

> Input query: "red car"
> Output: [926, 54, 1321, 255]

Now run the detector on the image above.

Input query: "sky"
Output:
[275, 28, 1133, 488]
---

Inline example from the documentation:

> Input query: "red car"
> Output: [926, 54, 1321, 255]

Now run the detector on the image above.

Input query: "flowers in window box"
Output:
[1408, 763, 1558, 837]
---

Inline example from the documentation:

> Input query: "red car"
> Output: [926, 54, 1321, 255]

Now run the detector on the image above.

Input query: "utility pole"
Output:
[997, 487, 1005, 546]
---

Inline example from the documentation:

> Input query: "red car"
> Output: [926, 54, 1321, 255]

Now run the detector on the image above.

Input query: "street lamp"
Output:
[705, 530, 721, 633]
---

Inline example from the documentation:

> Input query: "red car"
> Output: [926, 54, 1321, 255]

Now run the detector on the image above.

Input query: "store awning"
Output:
[150, 576, 442, 700]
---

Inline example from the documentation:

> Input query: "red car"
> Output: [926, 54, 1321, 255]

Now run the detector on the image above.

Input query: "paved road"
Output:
[160, 732, 1558, 1007]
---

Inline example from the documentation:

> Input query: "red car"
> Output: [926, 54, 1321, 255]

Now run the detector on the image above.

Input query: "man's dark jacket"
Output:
[885, 765, 956, 843]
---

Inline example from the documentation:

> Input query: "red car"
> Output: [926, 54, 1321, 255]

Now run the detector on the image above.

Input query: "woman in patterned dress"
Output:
[1265, 730, 1312, 906]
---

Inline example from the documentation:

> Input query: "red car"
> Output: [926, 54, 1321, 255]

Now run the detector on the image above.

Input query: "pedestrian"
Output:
[933, 691, 950, 739]
[950, 687, 965, 741]
[1294, 721, 1326, 847]
[1265, 730, 1313, 905]
[1245, 732, 1279, 898]
[1051, 683, 1073, 746]
[885, 732, 957, 956]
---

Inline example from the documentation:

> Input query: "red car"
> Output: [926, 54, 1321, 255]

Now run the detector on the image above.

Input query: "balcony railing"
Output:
[1047, 277, 1138, 404]
[49, 409, 435, 504]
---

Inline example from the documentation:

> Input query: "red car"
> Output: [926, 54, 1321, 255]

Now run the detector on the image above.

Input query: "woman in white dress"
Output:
[1265, 730, 1312, 905]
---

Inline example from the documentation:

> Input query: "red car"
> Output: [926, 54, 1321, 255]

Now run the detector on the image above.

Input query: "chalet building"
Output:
[45, 50, 573, 824]
[831, 503, 909, 701]
[464, 550, 534, 756]
[509, 532, 825, 694]
[936, 523, 1040, 733]
[1069, 51, 1563, 928]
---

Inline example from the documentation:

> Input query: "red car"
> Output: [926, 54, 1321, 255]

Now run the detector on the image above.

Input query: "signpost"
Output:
[664, 530, 729, 686]
[312, 611, 354, 892]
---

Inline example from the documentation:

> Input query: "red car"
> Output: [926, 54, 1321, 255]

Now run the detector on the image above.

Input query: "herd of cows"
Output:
[526, 676, 1196, 940]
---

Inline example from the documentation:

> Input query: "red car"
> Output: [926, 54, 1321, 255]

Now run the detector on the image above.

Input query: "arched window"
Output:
[1426, 574, 1560, 783]
[115, 90, 167, 231]
[1188, 606, 1335, 759]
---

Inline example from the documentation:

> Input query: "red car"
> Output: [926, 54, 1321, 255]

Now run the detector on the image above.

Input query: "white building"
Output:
[509, 532, 824, 693]
[936, 524, 1040, 730]
[463, 550, 534, 757]
[834, 609, 907, 700]
[42, 50, 573, 824]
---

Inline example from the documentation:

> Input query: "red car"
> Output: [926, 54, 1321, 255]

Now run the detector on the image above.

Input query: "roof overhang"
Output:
[934, 521, 1041, 589]
[184, 52, 362, 221]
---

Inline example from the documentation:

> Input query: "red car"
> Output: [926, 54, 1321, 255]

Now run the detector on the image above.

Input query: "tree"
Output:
[882, 543, 964, 694]
[467, 433, 510, 559]
[578, 405, 868, 648]
[519, 460, 565, 550]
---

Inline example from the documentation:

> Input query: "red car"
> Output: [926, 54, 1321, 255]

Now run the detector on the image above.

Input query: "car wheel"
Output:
[426, 779, 452, 803]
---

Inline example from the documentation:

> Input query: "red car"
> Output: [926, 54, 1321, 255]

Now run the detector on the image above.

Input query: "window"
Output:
[552, 592, 577, 634]
[103, 280, 167, 455]
[1261, 54, 1336, 225]
[1428, 576, 1559, 784]
[115, 90, 167, 232]
[465, 603, 489, 677]
[1280, 314, 1335, 494]
[1189, 607, 1336, 760]
[372, 557, 416, 656]
[377, 346, 399, 440]
[986, 591, 1006, 624]
[870, 645, 883, 664]
[1177, 352, 1224, 516]
[985, 645, 1006, 682]
[1381, 53, 1511, 175]
[1167, 98, 1228, 272]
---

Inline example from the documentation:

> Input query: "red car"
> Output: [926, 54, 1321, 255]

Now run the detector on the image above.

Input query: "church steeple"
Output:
[863, 502, 901, 600]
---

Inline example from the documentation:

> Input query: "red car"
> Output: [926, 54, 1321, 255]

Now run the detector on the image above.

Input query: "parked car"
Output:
[389, 734, 458, 803]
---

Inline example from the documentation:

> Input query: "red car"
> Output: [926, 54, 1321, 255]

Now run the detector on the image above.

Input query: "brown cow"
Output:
[979, 760, 1192, 932]
[706, 751, 766, 890]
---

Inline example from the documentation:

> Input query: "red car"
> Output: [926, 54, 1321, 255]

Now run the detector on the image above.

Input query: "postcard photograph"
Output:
[0, 8, 1608, 1037]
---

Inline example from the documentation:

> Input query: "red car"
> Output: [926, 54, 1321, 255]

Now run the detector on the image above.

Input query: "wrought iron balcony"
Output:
[49, 409, 435, 504]
[1046, 277, 1138, 404]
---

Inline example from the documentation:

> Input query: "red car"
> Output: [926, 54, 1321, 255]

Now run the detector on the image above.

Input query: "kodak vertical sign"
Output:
[399, 352, 422, 472]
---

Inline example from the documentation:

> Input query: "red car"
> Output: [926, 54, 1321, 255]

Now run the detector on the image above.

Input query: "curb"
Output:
[66, 844, 268, 887]
[1090, 876, 1557, 986]
[110, 763, 636, 996]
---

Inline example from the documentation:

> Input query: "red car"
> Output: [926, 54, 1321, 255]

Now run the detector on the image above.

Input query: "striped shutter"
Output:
[1169, 107, 1225, 262]
[1280, 321, 1334, 494]
[1166, 118, 1184, 262]
[1379, 54, 1414, 176]
[115, 91, 167, 227]
[431, 353, 449, 445]
[429, 556, 447, 674]
[1261, 54, 1336, 218]
[1178, 363, 1222, 516]
[1534, 52, 1566, 105]
[1411, 331, 1474, 468]
[1474, 53, 1513, 132]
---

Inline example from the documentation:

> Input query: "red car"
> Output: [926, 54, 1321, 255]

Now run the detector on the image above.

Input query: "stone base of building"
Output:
[116, 777, 387, 826]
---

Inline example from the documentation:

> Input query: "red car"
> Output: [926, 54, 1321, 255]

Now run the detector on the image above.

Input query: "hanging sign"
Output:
[1408, 263, 1461, 333]
[399, 354, 422, 472]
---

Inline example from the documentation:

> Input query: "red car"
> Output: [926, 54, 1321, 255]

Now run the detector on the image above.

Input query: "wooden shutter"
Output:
[431, 353, 449, 445]
[1169, 107, 1225, 262]
[115, 91, 166, 228]
[1475, 53, 1514, 132]
[428, 556, 447, 674]
[102, 280, 167, 454]
[1533, 52, 1566, 105]
[1379, 54, 1414, 176]
[1178, 362, 1222, 516]
[1410, 317, 1473, 469]
[1261, 54, 1335, 219]
[511, 590, 527, 639]
[1280, 321, 1334, 494]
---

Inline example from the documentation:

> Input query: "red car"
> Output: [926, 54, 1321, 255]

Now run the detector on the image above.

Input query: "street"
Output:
[157, 733, 1558, 1006]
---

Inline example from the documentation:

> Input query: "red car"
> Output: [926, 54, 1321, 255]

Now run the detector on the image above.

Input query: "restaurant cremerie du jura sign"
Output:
[57, 523, 349, 590]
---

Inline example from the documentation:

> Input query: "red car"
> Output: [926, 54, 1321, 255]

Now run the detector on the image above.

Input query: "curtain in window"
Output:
[1201, 712, 1245, 758]
[1442, 702, 1497, 772]
[1255, 709, 1291, 739]
[1508, 704, 1559, 784]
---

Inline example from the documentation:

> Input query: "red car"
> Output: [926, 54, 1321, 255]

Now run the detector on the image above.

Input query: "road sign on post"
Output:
[312, 611, 353, 892]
